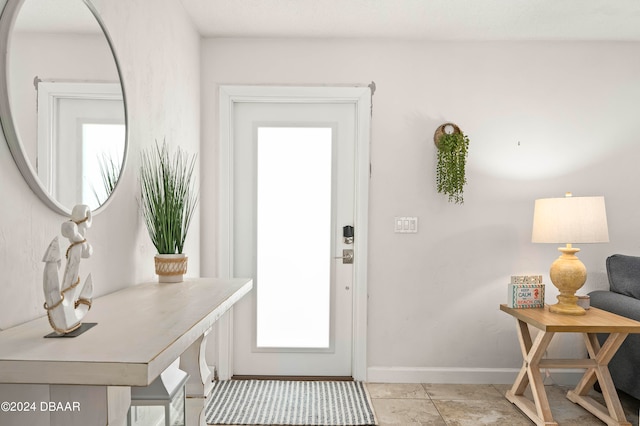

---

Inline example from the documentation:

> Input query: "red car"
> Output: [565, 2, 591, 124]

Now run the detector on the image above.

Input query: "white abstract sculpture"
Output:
[42, 205, 93, 334]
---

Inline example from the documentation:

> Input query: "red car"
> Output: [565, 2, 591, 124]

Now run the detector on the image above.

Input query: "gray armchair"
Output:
[589, 254, 640, 400]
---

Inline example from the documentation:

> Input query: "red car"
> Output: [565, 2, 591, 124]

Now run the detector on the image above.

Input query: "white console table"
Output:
[0, 277, 252, 426]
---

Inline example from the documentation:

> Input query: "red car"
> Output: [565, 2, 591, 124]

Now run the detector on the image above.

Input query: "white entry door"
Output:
[36, 82, 125, 211]
[218, 86, 370, 379]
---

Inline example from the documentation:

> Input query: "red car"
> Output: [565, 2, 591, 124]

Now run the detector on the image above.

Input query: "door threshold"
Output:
[231, 375, 353, 381]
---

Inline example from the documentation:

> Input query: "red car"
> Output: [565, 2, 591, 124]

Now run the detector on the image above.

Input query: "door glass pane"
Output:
[82, 123, 126, 209]
[256, 127, 332, 348]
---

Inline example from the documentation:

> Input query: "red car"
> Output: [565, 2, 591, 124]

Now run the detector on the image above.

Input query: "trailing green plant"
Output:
[436, 131, 469, 204]
[140, 141, 198, 254]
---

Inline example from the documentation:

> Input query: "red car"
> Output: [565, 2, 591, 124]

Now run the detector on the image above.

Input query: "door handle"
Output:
[334, 249, 353, 264]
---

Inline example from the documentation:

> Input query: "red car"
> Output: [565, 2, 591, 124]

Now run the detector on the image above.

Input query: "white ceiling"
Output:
[180, 0, 640, 41]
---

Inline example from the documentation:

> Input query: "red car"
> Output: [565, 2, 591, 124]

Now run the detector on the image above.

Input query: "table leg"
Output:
[512, 319, 532, 395]
[505, 319, 558, 426]
[180, 332, 214, 426]
[180, 328, 214, 398]
[566, 332, 631, 426]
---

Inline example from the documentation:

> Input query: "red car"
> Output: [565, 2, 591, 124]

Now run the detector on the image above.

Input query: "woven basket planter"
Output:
[433, 122, 461, 148]
[154, 254, 188, 283]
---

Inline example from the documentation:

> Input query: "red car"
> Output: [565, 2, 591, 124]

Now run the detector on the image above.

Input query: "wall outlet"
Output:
[394, 216, 418, 233]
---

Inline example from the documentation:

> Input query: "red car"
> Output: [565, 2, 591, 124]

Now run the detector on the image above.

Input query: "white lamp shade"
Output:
[532, 196, 609, 244]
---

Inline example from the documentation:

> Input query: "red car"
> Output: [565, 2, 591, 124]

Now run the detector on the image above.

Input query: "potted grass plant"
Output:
[434, 123, 469, 204]
[140, 141, 197, 283]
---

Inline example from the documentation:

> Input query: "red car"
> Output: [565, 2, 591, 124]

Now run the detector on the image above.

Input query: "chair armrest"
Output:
[589, 290, 640, 322]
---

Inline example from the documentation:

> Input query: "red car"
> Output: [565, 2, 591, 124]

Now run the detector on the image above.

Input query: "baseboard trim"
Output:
[231, 375, 353, 381]
[367, 366, 585, 386]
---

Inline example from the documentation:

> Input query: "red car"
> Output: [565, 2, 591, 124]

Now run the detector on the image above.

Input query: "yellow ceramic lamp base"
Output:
[548, 245, 587, 315]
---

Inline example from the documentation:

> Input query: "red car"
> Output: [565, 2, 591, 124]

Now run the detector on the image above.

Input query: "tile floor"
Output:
[367, 383, 640, 425]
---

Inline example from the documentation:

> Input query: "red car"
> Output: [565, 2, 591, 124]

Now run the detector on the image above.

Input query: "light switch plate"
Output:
[394, 216, 418, 233]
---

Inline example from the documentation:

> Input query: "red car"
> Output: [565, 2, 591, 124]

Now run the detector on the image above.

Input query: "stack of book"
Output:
[508, 275, 545, 308]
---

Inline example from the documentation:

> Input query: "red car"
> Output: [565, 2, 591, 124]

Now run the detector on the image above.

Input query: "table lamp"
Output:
[532, 193, 609, 315]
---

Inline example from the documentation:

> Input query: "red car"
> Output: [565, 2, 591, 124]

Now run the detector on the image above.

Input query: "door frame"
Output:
[217, 85, 370, 381]
[36, 81, 123, 196]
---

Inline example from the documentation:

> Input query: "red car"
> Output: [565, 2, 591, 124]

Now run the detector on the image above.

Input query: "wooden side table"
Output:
[500, 304, 640, 426]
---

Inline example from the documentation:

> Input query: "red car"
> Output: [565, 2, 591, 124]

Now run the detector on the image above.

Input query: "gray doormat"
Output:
[205, 380, 377, 425]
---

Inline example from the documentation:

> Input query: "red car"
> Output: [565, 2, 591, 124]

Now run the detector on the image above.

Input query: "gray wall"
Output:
[0, 0, 201, 328]
[200, 38, 640, 383]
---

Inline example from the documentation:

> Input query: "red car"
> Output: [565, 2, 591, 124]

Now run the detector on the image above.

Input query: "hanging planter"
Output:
[434, 123, 469, 204]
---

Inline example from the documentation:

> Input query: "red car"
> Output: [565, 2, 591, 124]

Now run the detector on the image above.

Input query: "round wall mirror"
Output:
[0, 0, 128, 215]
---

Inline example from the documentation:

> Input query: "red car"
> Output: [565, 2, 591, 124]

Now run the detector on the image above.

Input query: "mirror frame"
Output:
[0, 0, 129, 216]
